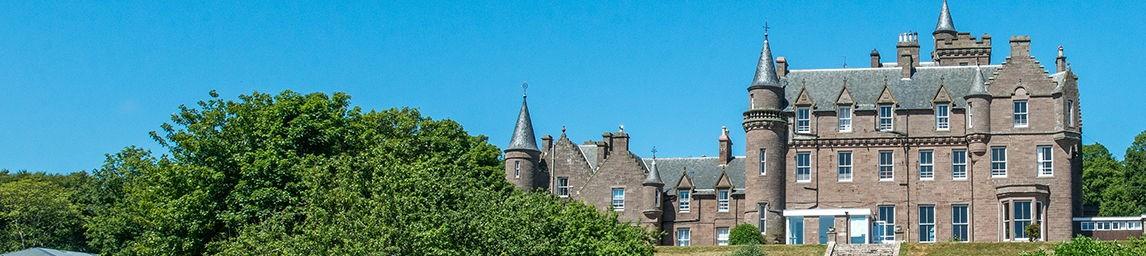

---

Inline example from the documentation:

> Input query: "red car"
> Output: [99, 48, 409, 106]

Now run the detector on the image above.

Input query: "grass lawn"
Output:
[898, 242, 1054, 256]
[655, 244, 826, 256]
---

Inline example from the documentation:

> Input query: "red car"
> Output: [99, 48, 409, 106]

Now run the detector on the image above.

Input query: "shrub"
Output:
[729, 245, 765, 256]
[730, 224, 764, 245]
[1025, 223, 1041, 241]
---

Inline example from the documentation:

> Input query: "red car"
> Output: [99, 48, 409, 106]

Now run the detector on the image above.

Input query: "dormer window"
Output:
[717, 189, 730, 212]
[878, 104, 894, 131]
[837, 105, 853, 132]
[796, 107, 811, 133]
[678, 189, 691, 212]
[935, 103, 950, 130]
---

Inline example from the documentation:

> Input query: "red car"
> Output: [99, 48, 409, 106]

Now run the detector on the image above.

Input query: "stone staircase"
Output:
[824, 241, 901, 256]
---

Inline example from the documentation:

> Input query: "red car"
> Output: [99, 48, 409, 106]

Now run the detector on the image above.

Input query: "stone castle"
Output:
[502, 1, 1082, 246]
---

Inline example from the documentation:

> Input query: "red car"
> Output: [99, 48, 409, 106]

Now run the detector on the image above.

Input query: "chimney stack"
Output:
[897, 32, 920, 79]
[541, 135, 553, 151]
[611, 125, 630, 153]
[1009, 35, 1031, 58]
[597, 132, 613, 163]
[718, 126, 733, 165]
[1056, 45, 1068, 73]
[775, 57, 789, 77]
[870, 49, 882, 68]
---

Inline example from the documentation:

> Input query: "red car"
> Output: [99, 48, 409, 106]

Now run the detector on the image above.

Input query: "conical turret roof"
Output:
[934, 0, 957, 34]
[506, 94, 539, 152]
[750, 27, 782, 88]
[643, 154, 664, 186]
[967, 65, 989, 96]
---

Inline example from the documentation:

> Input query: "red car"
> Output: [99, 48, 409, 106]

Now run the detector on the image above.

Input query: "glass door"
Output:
[787, 217, 804, 244]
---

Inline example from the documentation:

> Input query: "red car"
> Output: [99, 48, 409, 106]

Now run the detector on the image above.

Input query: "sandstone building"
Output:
[503, 1, 1082, 245]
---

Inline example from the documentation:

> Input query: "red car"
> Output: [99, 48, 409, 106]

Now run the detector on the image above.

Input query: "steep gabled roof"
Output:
[641, 156, 746, 190]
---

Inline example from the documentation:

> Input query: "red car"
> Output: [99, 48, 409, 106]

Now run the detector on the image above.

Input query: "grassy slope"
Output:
[655, 245, 826, 256]
[898, 242, 1054, 256]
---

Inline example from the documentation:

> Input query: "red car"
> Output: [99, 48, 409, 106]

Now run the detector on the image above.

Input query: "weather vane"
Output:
[764, 21, 770, 40]
[521, 81, 529, 97]
[651, 146, 658, 159]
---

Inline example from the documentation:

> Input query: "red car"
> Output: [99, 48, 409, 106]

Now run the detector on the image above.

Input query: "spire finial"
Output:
[764, 21, 770, 41]
[561, 125, 567, 134]
[521, 81, 529, 98]
[619, 124, 625, 132]
[651, 146, 658, 159]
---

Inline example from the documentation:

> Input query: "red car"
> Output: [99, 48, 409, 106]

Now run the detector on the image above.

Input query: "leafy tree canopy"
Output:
[86, 91, 654, 255]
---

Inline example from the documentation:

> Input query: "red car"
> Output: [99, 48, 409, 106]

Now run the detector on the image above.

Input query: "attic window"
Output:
[936, 103, 950, 131]
[878, 104, 894, 131]
[796, 107, 811, 133]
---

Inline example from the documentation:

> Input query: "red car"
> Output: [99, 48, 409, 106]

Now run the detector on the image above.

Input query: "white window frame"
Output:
[936, 103, 950, 131]
[991, 147, 1007, 178]
[759, 148, 767, 176]
[796, 152, 812, 183]
[879, 151, 894, 181]
[837, 151, 853, 182]
[952, 204, 969, 242]
[877, 205, 896, 242]
[919, 150, 934, 180]
[967, 103, 974, 129]
[919, 205, 936, 243]
[879, 104, 894, 131]
[676, 228, 691, 246]
[716, 227, 730, 246]
[717, 189, 730, 212]
[611, 188, 625, 211]
[1080, 221, 1094, 231]
[1013, 200, 1033, 240]
[796, 107, 811, 133]
[1037, 145, 1053, 177]
[678, 189, 691, 212]
[838, 105, 853, 132]
[556, 177, 570, 197]
[1013, 100, 1029, 128]
[952, 149, 968, 180]
[514, 160, 521, 179]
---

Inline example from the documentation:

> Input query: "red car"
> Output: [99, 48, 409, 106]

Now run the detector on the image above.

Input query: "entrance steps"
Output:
[825, 241, 901, 256]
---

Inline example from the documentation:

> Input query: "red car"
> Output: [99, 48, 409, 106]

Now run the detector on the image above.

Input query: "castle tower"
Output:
[965, 65, 992, 155]
[931, 0, 992, 66]
[505, 86, 542, 190]
[641, 149, 664, 227]
[742, 25, 788, 241]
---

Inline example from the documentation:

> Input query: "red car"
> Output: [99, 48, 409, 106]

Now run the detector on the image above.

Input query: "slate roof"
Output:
[934, 0, 956, 34]
[2, 248, 96, 256]
[640, 157, 745, 191]
[783, 65, 1001, 111]
[577, 144, 599, 170]
[506, 96, 539, 152]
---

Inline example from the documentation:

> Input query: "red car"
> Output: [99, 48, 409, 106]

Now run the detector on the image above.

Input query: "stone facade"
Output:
[502, 1, 1083, 246]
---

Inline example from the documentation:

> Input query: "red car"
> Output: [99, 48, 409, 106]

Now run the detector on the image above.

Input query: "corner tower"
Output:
[505, 86, 542, 190]
[931, 0, 992, 66]
[742, 26, 788, 241]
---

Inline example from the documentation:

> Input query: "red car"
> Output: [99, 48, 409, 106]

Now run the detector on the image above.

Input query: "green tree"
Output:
[0, 178, 87, 252]
[86, 91, 653, 255]
[1081, 144, 1121, 209]
[1124, 131, 1146, 215]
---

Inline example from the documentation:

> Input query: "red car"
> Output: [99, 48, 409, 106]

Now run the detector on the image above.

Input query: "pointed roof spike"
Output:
[644, 147, 664, 185]
[968, 65, 990, 96]
[934, 0, 957, 34]
[506, 87, 540, 152]
[750, 22, 782, 88]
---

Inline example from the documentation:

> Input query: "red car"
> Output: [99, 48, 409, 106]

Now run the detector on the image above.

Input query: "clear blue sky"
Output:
[2, 1, 1144, 172]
